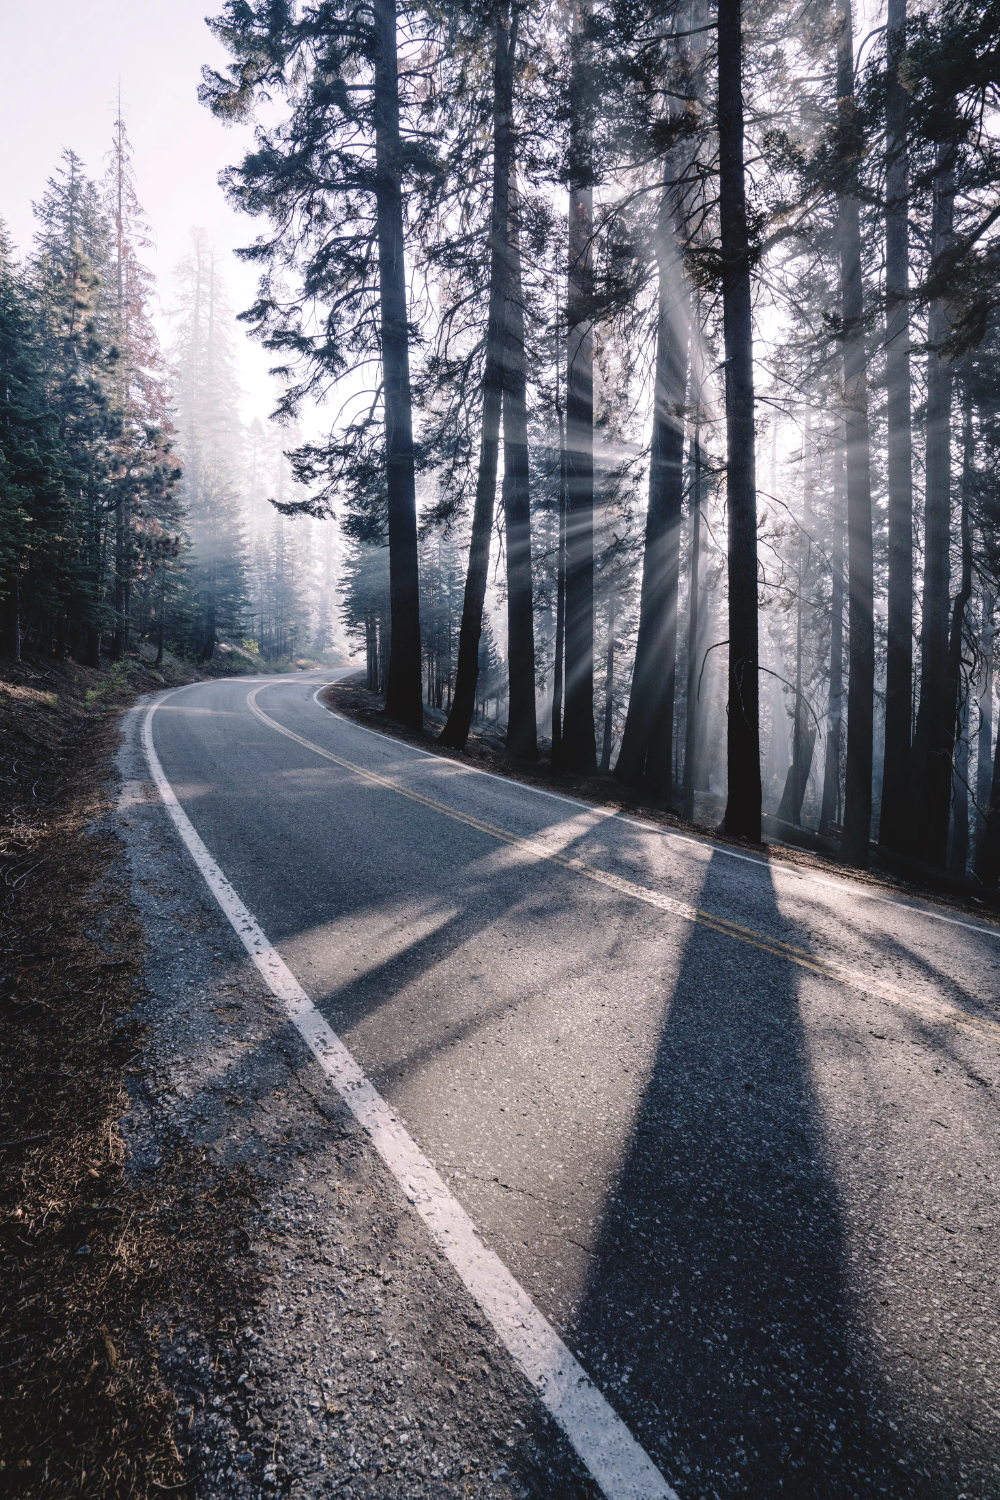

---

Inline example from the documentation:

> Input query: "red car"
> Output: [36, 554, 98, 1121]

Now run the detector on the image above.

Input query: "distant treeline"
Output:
[0, 121, 338, 671]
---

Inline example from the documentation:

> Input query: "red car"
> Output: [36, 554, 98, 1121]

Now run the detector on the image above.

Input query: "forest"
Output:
[5, 0, 1000, 884]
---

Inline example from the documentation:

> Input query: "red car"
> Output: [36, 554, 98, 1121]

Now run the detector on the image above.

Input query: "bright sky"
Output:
[1, 0, 278, 419]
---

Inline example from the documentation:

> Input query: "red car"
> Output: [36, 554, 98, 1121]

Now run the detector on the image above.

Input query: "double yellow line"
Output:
[247, 687, 1000, 1049]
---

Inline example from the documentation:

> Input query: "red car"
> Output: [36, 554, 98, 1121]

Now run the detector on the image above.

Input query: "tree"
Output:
[717, 0, 761, 839]
[0, 226, 69, 660]
[835, 0, 875, 868]
[501, 173, 539, 759]
[440, 2, 519, 751]
[561, 0, 598, 774]
[169, 230, 247, 659]
[878, 0, 914, 857]
[201, 0, 430, 726]
[103, 98, 174, 662]
[614, 179, 689, 801]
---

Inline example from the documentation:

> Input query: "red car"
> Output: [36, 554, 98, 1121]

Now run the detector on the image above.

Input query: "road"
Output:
[142, 669, 1000, 1499]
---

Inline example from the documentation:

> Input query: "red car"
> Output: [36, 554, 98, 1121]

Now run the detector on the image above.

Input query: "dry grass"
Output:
[0, 655, 265, 1498]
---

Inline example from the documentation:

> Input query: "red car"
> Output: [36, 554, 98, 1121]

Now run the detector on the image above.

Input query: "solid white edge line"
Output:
[307, 681, 1000, 944]
[141, 691, 677, 1500]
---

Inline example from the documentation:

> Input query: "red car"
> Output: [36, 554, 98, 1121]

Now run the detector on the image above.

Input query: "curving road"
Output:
[145, 669, 1000, 1498]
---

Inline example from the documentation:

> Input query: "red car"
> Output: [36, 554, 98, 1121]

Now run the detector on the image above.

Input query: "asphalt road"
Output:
[144, 669, 1000, 1499]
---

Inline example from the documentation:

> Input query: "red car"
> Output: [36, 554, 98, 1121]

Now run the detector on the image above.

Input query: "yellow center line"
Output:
[247, 689, 1000, 1048]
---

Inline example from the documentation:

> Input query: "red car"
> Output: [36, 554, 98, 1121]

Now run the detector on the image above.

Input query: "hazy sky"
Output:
[1, 0, 278, 415]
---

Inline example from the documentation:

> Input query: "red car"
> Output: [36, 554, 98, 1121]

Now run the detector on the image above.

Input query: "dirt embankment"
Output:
[0, 656, 261, 1498]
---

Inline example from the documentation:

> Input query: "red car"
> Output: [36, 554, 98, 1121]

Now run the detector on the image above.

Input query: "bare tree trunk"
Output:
[683, 421, 703, 821]
[945, 384, 974, 876]
[950, 692, 970, 877]
[502, 174, 539, 761]
[562, 0, 597, 774]
[614, 185, 688, 798]
[778, 419, 814, 826]
[912, 138, 957, 868]
[776, 583, 806, 825]
[820, 438, 846, 835]
[718, 0, 761, 839]
[551, 400, 567, 761]
[977, 591, 994, 856]
[837, 0, 875, 867]
[600, 583, 615, 772]
[366, 611, 377, 689]
[879, 0, 914, 855]
[373, 0, 422, 729]
[977, 720, 1000, 883]
[440, 7, 517, 750]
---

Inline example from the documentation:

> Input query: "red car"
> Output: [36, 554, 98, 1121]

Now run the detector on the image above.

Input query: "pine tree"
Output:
[169, 230, 247, 658]
[717, 0, 762, 839]
[200, 0, 435, 725]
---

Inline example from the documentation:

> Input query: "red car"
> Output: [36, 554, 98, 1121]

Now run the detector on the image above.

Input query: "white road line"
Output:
[309, 682, 1000, 943]
[141, 693, 676, 1500]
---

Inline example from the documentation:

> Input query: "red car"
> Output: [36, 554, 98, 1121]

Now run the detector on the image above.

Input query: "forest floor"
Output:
[320, 672, 1000, 931]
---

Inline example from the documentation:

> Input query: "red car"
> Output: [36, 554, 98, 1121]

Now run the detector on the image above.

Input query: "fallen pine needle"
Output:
[100, 1324, 118, 1370]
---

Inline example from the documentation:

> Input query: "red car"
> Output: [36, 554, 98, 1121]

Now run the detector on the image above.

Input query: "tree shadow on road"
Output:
[567, 850, 913, 1499]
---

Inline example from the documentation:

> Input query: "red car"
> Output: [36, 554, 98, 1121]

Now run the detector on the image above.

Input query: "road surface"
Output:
[138, 670, 1000, 1498]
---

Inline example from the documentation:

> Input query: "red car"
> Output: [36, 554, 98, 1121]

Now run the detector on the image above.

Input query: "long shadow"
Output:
[568, 850, 907, 1499]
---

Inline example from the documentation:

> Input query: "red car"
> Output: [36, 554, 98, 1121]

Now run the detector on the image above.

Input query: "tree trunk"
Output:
[776, 602, 806, 825]
[502, 174, 539, 761]
[366, 611, 377, 688]
[112, 493, 128, 662]
[439, 7, 516, 751]
[562, 0, 597, 774]
[551, 399, 567, 762]
[977, 706, 1000, 883]
[819, 437, 846, 835]
[683, 421, 703, 821]
[977, 592, 994, 854]
[878, 0, 914, 855]
[837, 0, 876, 867]
[778, 420, 813, 827]
[614, 185, 688, 799]
[718, 0, 761, 839]
[945, 384, 974, 876]
[373, 0, 423, 730]
[912, 139, 957, 868]
[600, 583, 615, 772]
[950, 691, 970, 877]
